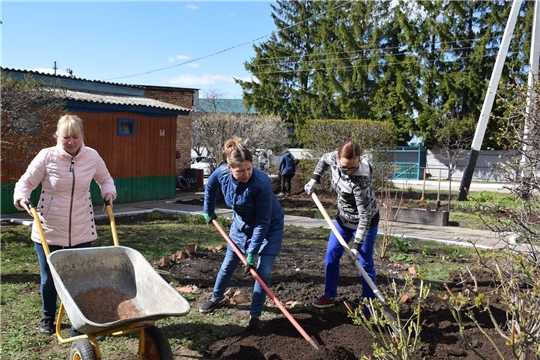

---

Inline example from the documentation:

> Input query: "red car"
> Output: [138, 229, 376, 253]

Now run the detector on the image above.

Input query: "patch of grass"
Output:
[449, 211, 489, 230]
[383, 239, 482, 283]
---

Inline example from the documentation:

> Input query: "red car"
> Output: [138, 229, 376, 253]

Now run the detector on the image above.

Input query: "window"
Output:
[118, 118, 135, 136]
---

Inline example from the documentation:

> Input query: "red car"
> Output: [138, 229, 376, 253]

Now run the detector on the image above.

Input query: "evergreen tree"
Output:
[237, 0, 533, 150]
[237, 0, 327, 131]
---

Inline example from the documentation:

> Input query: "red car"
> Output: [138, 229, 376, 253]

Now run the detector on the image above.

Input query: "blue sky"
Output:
[1, 1, 277, 99]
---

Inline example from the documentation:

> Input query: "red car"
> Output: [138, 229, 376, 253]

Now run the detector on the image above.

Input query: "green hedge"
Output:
[297, 119, 397, 192]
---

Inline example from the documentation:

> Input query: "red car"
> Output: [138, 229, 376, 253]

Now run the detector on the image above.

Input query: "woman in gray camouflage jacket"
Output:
[304, 140, 379, 312]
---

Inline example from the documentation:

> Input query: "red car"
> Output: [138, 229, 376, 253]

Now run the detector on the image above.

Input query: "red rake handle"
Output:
[211, 219, 319, 350]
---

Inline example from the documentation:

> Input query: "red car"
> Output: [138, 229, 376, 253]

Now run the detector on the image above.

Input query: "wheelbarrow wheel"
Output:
[144, 325, 173, 360]
[69, 338, 97, 360]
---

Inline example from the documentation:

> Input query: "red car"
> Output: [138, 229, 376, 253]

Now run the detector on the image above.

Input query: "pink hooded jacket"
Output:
[14, 143, 116, 247]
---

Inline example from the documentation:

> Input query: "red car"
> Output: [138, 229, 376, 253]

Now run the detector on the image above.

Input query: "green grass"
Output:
[0, 213, 494, 359]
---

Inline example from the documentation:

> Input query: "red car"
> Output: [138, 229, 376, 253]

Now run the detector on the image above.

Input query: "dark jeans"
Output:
[281, 174, 294, 194]
[211, 248, 277, 318]
[34, 242, 92, 318]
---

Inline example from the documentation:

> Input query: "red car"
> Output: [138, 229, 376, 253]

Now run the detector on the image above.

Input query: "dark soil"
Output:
[164, 236, 510, 360]
[164, 176, 510, 360]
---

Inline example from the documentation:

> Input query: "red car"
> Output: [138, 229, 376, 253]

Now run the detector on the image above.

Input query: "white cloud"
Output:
[168, 73, 234, 86]
[167, 55, 190, 63]
[187, 63, 200, 68]
[186, 4, 199, 10]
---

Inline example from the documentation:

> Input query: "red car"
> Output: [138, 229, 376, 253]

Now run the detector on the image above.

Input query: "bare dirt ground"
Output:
[167, 231, 509, 360]
[166, 177, 510, 359]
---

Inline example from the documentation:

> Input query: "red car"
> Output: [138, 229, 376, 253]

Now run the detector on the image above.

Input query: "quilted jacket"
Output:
[204, 164, 284, 256]
[279, 151, 296, 176]
[14, 143, 116, 247]
[311, 151, 379, 246]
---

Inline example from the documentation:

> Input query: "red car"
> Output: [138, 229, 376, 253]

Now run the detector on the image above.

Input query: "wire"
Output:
[105, 1, 515, 82]
[105, 0, 354, 81]
[247, 43, 502, 69]
[245, 51, 520, 78]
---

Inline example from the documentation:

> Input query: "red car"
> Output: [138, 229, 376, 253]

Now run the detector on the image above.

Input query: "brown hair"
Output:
[224, 137, 252, 166]
[337, 140, 361, 160]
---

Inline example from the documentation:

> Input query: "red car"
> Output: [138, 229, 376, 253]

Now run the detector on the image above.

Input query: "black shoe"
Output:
[199, 299, 221, 313]
[70, 328, 104, 340]
[247, 316, 262, 330]
[70, 328, 84, 338]
[39, 316, 55, 334]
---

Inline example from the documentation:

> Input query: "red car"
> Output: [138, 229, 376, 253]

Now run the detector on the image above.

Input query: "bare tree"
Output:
[444, 79, 540, 360]
[1, 72, 66, 181]
[434, 112, 475, 180]
[191, 112, 287, 166]
[191, 88, 287, 166]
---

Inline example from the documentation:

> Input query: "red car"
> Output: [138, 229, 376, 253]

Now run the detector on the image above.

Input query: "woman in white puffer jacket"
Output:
[13, 114, 116, 336]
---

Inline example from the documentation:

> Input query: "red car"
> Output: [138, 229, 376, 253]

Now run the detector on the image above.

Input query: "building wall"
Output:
[426, 150, 522, 182]
[144, 88, 195, 176]
[1, 110, 178, 213]
[175, 115, 193, 176]
[77, 111, 177, 178]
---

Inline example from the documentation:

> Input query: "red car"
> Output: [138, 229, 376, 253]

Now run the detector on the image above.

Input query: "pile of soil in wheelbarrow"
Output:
[166, 238, 511, 360]
[75, 287, 142, 323]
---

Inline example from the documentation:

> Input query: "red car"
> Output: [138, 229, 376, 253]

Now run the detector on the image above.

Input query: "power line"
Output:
[105, 0, 354, 81]
[245, 51, 519, 78]
[247, 41, 502, 69]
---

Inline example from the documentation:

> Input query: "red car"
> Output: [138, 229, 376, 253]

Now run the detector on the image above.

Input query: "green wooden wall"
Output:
[1, 175, 175, 215]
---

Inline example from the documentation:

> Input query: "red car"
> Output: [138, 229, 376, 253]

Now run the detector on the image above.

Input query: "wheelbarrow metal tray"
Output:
[47, 246, 190, 334]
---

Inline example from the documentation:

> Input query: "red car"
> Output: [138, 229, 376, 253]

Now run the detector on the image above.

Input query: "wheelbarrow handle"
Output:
[104, 199, 120, 246]
[27, 200, 52, 257]
[210, 219, 319, 350]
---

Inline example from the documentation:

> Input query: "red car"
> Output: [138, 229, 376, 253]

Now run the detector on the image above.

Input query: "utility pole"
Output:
[53, 61, 57, 75]
[457, 0, 523, 201]
[519, 0, 540, 198]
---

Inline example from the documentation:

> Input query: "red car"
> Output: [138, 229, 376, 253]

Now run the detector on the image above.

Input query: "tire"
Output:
[69, 338, 97, 360]
[176, 175, 188, 189]
[144, 325, 173, 360]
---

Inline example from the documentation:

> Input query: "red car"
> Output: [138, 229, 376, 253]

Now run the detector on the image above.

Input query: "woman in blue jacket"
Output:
[200, 137, 284, 330]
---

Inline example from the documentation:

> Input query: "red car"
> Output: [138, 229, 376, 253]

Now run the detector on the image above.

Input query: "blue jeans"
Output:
[324, 220, 378, 301]
[34, 242, 92, 318]
[211, 248, 277, 318]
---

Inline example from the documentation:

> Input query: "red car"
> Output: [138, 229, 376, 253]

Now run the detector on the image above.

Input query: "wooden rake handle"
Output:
[211, 219, 319, 350]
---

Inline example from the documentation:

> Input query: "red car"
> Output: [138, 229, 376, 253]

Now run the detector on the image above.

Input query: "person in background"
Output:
[14, 114, 116, 336]
[200, 137, 284, 330]
[304, 140, 379, 315]
[278, 149, 296, 196]
[258, 152, 268, 171]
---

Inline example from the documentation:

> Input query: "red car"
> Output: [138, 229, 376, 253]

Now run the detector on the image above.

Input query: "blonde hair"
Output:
[224, 137, 252, 166]
[56, 115, 84, 138]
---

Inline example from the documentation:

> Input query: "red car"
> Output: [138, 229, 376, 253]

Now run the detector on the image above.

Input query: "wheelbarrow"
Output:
[28, 200, 190, 360]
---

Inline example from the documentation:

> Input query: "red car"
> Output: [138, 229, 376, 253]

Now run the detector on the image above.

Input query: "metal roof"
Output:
[2, 67, 144, 88]
[64, 90, 191, 112]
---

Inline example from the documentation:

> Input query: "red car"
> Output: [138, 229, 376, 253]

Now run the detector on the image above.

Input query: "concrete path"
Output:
[3, 193, 507, 250]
